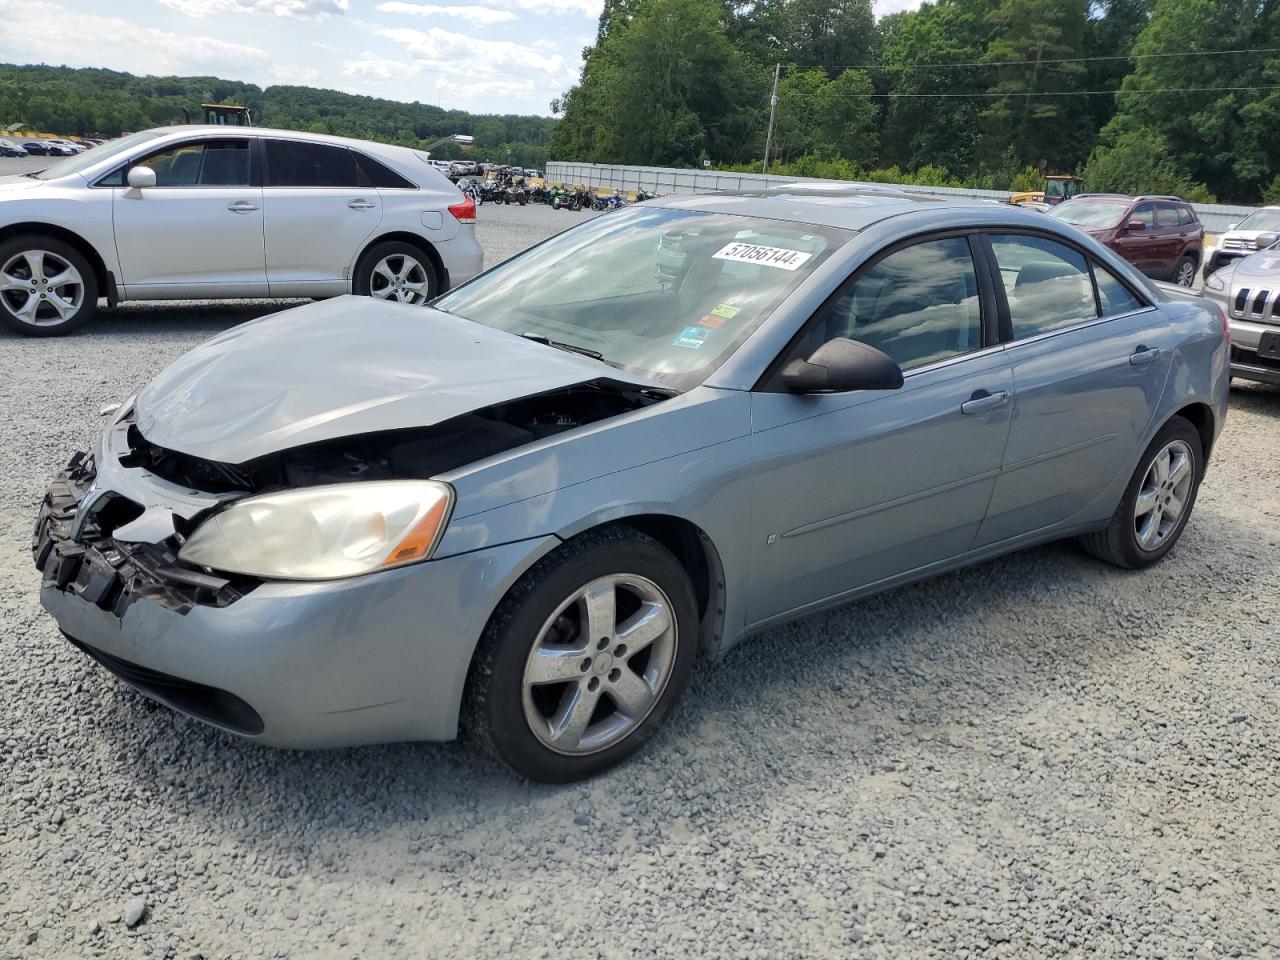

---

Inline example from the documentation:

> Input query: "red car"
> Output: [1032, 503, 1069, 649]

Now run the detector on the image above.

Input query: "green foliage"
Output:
[1262, 175, 1280, 206]
[1081, 128, 1216, 203]
[1010, 166, 1042, 193]
[0, 64, 556, 167]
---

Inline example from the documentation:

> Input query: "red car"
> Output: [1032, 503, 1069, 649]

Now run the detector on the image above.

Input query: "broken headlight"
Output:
[179, 480, 454, 580]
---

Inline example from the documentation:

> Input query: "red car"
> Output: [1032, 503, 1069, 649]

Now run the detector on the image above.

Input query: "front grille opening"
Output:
[92, 494, 145, 537]
[68, 635, 265, 736]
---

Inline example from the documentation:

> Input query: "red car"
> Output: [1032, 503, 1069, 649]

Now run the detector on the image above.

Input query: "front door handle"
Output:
[1130, 346, 1161, 366]
[960, 390, 1010, 415]
[227, 200, 259, 213]
[347, 198, 377, 210]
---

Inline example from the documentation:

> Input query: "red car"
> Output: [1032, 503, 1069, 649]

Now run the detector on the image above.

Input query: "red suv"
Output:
[1050, 195, 1204, 287]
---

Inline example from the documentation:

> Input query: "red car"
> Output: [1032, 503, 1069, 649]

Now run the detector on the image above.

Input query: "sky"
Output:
[0, 0, 924, 118]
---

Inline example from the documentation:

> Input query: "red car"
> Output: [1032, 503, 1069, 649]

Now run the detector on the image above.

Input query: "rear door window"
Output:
[988, 234, 1098, 338]
[1092, 263, 1145, 317]
[265, 140, 359, 188]
[1177, 206, 1195, 226]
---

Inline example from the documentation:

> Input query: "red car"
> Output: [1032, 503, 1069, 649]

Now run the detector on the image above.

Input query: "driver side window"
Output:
[783, 236, 984, 375]
[98, 140, 251, 188]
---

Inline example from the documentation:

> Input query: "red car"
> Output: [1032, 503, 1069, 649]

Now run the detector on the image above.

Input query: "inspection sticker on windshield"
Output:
[713, 242, 812, 271]
[673, 326, 713, 349]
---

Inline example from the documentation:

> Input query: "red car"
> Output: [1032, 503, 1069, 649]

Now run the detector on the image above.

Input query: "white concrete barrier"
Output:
[546, 161, 1257, 235]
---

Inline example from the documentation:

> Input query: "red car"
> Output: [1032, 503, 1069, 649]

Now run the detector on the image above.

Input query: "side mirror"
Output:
[126, 165, 157, 189]
[1254, 232, 1279, 250]
[782, 338, 904, 394]
[1228, 223, 1238, 230]
[1126, 220, 1146, 231]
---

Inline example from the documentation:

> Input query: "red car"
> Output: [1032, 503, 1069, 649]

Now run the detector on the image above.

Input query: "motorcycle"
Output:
[592, 191, 625, 212]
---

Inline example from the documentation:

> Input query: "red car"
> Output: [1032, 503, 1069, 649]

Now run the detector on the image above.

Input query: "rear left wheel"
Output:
[353, 241, 437, 305]
[1079, 416, 1203, 568]
[464, 526, 698, 782]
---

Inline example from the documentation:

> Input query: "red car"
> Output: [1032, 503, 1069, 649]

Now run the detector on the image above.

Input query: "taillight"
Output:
[448, 197, 476, 224]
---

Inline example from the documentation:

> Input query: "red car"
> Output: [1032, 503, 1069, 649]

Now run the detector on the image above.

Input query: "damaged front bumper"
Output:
[33, 425, 558, 747]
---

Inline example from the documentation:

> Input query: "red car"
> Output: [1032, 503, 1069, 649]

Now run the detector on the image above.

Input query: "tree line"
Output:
[551, 0, 1280, 205]
[0, 64, 556, 168]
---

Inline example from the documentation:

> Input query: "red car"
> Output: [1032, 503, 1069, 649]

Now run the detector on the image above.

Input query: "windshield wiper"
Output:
[519, 332, 605, 361]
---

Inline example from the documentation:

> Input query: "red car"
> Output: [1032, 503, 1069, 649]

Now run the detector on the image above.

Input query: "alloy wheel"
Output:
[0, 249, 85, 327]
[1134, 438, 1194, 551]
[1176, 261, 1195, 286]
[368, 254, 430, 304]
[521, 574, 678, 756]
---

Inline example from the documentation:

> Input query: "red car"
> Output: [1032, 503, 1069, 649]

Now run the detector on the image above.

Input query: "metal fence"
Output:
[546, 161, 1258, 235]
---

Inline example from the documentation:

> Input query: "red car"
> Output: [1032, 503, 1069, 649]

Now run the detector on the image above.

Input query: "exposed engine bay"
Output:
[120, 378, 673, 495]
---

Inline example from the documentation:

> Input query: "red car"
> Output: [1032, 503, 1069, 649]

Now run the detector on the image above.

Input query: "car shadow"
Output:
[1230, 379, 1280, 415]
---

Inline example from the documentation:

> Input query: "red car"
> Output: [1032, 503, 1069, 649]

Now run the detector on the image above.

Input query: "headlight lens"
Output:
[1205, 268, 1231, 292]
[179, 480, 453, 580]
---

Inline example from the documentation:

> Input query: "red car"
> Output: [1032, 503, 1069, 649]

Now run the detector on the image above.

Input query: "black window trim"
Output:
[260, 137, 379, 190]
[979, 226, 1156, 346]
[91, 136, 259, 189]
[353, 149, 418, 190]
[754, 227, 999, 393]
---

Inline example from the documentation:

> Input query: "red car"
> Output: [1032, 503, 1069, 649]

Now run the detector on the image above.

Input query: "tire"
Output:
[1079, 415, 1203, 569]
[1173, 256, 1196, 287]
[517, 193, 527, 206]
[352, 240, 437, 305]
[464, 525, 699, 783]
[0, 234, 98, 336]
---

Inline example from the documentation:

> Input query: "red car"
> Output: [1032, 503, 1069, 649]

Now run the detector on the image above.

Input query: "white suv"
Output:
[1203, 206, 1280, 280]
[0, 126, 484, 336]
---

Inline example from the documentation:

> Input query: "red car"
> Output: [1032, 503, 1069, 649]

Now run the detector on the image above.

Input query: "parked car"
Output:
[1202, 206, 1280, 279]
[45, 138, 87, 154]
[0, 125, 483, 335]
[0, 138, 23, 158]
[33, 190, 1228, 782]
[1203, 233, 1280, 385]
[20, 141, 51, 157]
[1051, 194, 1203, 286]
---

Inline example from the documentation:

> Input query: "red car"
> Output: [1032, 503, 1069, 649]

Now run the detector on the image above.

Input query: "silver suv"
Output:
[0, 126, 483, 336]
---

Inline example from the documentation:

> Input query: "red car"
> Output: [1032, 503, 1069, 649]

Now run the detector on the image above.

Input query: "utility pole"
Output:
[762, 63, 781, 175]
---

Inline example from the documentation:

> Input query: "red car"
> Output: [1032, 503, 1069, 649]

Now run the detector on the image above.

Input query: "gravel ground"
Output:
[2, 202, 1279, 960]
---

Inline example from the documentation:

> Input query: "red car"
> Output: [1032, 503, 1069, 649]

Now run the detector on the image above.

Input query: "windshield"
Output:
[30, 131, 161, 180]
[434, 206, 847, 390]
[1236, 210, 1280, 232]
[1051, 199, 1128, 228]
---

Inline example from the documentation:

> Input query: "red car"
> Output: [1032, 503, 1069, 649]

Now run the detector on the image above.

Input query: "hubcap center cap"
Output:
[592, 652, 614, 677]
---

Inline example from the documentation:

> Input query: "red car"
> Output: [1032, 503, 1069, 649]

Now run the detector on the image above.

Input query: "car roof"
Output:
[652, 186, 1026, 232]
[145, 125, 424, 163]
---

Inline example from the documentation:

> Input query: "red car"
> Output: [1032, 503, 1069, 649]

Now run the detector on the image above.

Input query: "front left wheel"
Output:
[353, 241, 437, 305]
[464, 526, 699, 782]
[0, 235, 98, 336]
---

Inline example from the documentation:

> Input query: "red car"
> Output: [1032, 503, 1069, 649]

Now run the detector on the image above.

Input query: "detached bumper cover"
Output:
[35, 453, 557, 747]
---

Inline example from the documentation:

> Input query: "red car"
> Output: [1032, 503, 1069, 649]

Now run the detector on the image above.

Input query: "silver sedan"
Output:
[34, 189, 1229, 781]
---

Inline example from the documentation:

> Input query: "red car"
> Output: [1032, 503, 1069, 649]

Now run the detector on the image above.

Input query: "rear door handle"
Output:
[960, 390, 1009, 415]
[1130, 346, 1161, 366]
[226, 200, 259, 213]
[348, 198, 377, 210]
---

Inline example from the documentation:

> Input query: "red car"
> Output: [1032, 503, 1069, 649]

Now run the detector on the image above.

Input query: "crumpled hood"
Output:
[135, 296, 619, 464]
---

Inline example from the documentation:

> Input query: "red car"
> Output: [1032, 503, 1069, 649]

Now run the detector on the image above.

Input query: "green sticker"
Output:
[710, 303, 741, 320]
